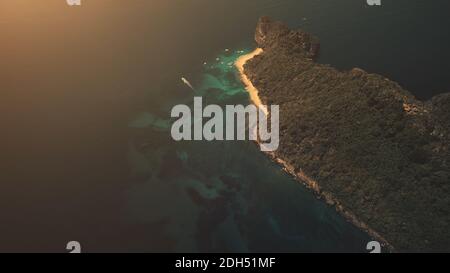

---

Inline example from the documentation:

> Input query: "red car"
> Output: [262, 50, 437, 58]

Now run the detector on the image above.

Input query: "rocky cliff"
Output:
[244, 17, 450, 252]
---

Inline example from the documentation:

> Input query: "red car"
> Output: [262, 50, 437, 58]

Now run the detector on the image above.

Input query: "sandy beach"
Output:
[235, 48, 267, 115]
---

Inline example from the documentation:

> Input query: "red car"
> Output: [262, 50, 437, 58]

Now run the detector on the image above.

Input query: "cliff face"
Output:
[255, 16, 320, 60]
[245, 17, 450, 252]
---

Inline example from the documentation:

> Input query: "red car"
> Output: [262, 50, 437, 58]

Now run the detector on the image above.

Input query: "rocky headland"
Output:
[242, 17, 450, 252]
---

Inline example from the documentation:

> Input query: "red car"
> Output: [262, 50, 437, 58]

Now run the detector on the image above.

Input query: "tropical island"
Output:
[239, 17, 450, 252]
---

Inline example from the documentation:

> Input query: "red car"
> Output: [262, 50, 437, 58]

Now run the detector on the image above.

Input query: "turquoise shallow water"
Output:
[127, 49, 371, 252]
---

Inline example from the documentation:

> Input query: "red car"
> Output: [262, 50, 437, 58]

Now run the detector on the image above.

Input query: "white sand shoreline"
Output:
[235, 48, 267, 115]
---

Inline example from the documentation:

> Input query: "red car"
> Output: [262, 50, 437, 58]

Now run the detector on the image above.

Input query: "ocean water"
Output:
[126, 49, 370, 252]
[2, 0, 449, 252]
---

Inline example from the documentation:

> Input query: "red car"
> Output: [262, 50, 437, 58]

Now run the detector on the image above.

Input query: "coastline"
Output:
[235, 48, 267, 115]
[236, 49, 395, 252]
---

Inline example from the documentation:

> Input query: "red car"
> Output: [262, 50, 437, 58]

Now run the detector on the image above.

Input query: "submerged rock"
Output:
[244, 17, 450, 252]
